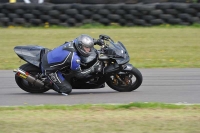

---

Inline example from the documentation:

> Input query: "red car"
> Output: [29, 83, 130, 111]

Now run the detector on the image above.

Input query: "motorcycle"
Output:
[13, 34, 143, 94]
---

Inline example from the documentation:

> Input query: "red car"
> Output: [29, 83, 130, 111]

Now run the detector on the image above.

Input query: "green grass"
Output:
[1, 26, 200, 69]
[0, 102, 199, 111]
[0, 103, 200, 133]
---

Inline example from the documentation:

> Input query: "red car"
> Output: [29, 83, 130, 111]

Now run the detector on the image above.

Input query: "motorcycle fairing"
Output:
[104, 62, 120, 74]
[14, 45, 49, 67]
[104, 41, 130, 65]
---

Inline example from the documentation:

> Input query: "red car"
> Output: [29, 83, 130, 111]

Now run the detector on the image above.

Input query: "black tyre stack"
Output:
[0, 2, 200, 27]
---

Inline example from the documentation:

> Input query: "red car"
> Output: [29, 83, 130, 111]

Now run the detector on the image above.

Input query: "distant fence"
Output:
[0, 3, 200, 27]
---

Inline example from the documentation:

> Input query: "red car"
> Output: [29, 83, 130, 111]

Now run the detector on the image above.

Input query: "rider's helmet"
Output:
[74, 34, 94, 57]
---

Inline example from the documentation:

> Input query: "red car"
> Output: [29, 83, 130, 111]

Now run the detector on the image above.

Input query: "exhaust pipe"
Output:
[14, 69, 44, 87]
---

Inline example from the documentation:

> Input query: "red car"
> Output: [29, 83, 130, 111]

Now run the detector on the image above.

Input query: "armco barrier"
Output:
[0, 3, 200, 27]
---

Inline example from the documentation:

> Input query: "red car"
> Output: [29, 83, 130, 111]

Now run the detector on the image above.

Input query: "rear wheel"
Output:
[106, 67, 143, 92]
[15, 63, 50, 93]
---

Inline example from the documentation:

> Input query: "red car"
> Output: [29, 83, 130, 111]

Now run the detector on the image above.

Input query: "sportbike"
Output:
[13, 35, 143, 94]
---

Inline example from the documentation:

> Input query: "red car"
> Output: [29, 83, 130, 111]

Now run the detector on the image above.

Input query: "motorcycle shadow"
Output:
[8, 90, 120, 96]
[71, 90, 119, 95]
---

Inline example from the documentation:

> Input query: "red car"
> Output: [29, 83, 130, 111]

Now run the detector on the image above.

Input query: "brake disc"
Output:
[112, 78, 118, 85]
[124, 76, 132, 86]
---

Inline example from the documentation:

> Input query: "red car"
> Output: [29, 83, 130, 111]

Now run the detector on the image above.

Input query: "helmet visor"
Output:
[82, 46, 91, 53]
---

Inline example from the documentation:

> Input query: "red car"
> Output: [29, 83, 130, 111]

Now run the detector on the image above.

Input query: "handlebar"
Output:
[99, 34, 114, 42]
[94, 34, 115, 50]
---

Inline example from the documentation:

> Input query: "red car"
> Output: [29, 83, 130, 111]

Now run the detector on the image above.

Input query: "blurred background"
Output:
[0, 0, 200, 27]
[0, 0, 200, 4]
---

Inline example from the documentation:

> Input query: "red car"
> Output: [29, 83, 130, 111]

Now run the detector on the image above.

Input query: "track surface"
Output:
[0, 69, 200, 106]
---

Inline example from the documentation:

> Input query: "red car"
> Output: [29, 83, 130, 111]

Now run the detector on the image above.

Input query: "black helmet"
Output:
[74, 34, 94, 57]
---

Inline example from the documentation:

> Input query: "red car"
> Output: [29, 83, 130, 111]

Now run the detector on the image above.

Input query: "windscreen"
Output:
[105, 40, 130, 64]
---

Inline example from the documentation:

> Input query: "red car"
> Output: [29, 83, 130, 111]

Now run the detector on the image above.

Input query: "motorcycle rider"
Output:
[41, 34, 103, 96]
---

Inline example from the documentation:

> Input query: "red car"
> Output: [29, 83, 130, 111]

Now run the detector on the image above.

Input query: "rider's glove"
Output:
[94, 39, 104, 46]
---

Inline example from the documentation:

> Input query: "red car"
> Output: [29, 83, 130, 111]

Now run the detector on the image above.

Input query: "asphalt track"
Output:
[0, 68, 200, 106]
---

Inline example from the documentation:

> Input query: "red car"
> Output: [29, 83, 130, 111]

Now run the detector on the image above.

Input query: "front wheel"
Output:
[106, 66, 143, 92]
[15, 63, 50, 93]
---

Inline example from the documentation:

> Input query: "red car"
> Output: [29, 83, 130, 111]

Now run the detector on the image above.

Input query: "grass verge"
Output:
[0, 103, 200, 133]
[0, 102, 200, 110]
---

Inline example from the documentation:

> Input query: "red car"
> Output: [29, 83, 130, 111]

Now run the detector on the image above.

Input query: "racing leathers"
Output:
[41, 41, 101, 94]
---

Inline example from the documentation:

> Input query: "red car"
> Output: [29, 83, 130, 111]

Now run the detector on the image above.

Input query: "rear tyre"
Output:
[106, 67, 143, 92]
[15, 63, 50, 93]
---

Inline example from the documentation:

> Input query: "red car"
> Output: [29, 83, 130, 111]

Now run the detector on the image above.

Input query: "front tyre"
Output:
[15, 63, 50, 93]
[106, 66, 143, 92]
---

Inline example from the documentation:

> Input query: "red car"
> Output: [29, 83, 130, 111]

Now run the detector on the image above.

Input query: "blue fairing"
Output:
[47, 45, 70, 64]
[71, 52, 81, 71]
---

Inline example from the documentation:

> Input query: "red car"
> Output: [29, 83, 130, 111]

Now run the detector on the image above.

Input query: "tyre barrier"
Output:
[0, 3, 200, 27]
[47, 0, 196, 4]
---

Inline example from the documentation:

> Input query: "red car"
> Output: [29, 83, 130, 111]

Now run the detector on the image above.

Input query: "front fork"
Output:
[112, 63, 133, 86]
